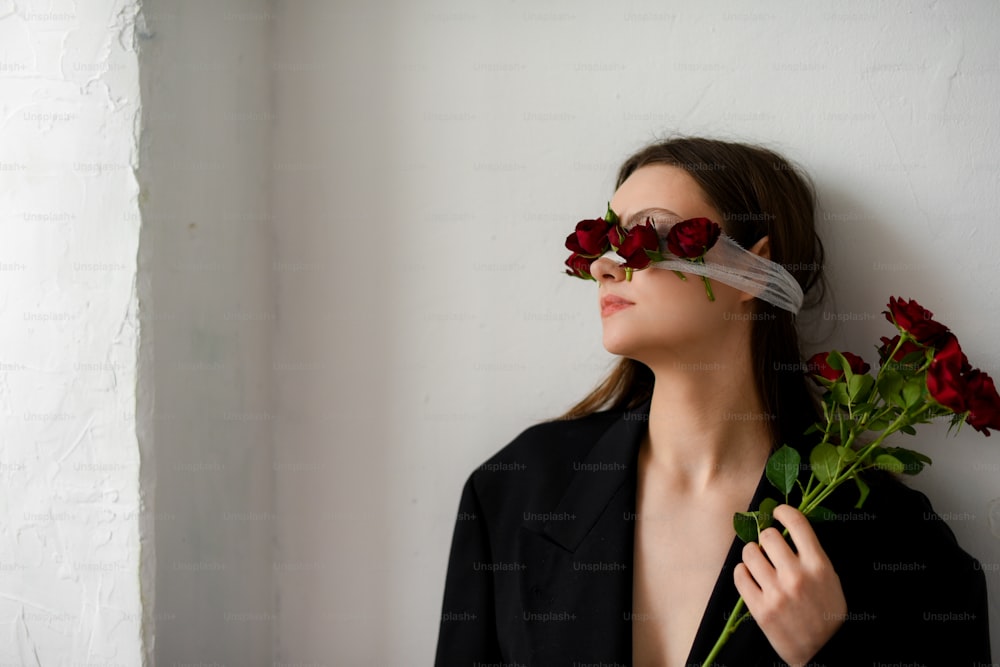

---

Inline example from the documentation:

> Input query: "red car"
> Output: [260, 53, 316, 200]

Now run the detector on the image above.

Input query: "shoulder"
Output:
[853, 472, 967, 542]
[819, 470, 983, 574]
[814, 473, 992, 662]
[478, 408, 624, 469]
[463, 408, 625, 516]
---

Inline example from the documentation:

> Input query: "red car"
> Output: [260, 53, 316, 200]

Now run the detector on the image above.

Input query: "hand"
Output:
[733, 504, 847, 667]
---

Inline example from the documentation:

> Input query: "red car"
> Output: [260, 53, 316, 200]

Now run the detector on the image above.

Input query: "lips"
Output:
[600, 294, 635, 317]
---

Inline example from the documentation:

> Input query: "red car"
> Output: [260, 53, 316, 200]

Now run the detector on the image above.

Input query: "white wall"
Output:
[271, 1, 1000, 664]
[137, 1, 275, 664]
[0, 0, 147, 664]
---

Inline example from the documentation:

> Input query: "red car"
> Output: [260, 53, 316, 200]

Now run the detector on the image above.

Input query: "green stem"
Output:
[702, 276, 715, 301]
[798, 404, 932, 515]
[801, 470, 817, 500]
[701, 598, 751, 666]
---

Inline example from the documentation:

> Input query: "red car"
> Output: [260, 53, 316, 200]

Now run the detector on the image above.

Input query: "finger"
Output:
[757, 526, 798, 572]
[772, 504, 827, 565]
[740, 541, 778, 590]
[733, 562, 763, 605]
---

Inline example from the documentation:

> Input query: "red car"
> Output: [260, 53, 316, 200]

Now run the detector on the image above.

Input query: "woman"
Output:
[434, 137, 991, 666]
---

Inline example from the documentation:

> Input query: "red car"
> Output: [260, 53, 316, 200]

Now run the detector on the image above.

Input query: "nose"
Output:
[590, 255, 627, 283]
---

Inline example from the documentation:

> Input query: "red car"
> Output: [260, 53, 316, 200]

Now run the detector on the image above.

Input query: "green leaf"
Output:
[899, 349, 929, 369]
[836, 445, 857, 463]
[758, 497, 779, 531]
[902, 378, 924, 408]
[826, 351, 852, 383]
[830, 383, 851, 406]
[857, 446, 883, 469]
[900, 424, 917, 436]
[825, 350, 846, 371]
[807, 505, 837, 522]
[854, 475, 870, 509]
[885, 447, 932, 475]
[877, 371, 905, 407]
[766, 445, 801, 497]
[874, 454, 906, 474]
[864, 445, 887, 461]
[734, 512, 760, 543]
[810, 443, 841, 484]
[848, 374, 874, 401]
[867, 418, 891, 431]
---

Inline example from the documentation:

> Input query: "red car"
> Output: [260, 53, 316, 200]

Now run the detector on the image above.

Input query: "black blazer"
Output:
[434, 398, 992, 666]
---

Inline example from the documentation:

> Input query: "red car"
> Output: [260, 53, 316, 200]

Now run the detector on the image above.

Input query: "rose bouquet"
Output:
[701, 297, 1000, 665]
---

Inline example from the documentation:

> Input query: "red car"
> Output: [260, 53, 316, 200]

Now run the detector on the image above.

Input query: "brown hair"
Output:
[556, 136, 827, 450]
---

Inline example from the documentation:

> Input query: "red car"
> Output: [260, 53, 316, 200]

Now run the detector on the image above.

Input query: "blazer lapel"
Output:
[541, 400, 648, 552]
[515, 398, 649, 663]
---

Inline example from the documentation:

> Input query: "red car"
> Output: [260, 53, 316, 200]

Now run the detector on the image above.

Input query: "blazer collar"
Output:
[539, 397, 650, 552]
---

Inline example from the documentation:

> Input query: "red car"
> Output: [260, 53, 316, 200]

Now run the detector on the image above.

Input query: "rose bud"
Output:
[963, 368, 1000, 436]
[564, 252, 595, 281]
[606, 223, 628, 251]
[883, 297, 951, 348]
[566, 218, 611, 257]
[666, 217, 722, 259]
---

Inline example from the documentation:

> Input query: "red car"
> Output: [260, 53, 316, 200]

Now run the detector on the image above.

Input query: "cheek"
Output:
[634, 269, 747, 327]
[647, 267, 746, 302]
[639, 268, 717, 305]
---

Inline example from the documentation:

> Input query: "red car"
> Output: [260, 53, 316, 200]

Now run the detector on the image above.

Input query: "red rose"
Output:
[963, 369, 1000, 436]
[877, 335, 924, 364]
[565, 218, 611, 257]
[606, 223, 628, 251]
[926, 334, 969, 413]
[806, 352, 839, 382]
[844, 352, 872, 376]
[564, 253, 595, 280]
[665, 217, 721, 259]
[883, 297, 951, 348]
[615, 219, 660, 270]
[806, 351, 870, 383]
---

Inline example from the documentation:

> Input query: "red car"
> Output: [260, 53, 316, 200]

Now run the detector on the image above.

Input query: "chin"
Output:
[601, 328, 648, 360]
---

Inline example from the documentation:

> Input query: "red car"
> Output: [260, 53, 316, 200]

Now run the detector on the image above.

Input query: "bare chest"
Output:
[631, 498, 737, 667]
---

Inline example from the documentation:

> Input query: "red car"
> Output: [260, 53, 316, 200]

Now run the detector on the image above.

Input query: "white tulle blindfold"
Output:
[598, 232, 805, 314]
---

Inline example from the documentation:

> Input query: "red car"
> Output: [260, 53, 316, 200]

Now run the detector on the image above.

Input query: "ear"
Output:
[739, 235, 771, 304]
[748, 235, 770, 260]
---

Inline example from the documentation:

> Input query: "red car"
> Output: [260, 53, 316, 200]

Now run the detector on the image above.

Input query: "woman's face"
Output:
[592, 163, 756, 366]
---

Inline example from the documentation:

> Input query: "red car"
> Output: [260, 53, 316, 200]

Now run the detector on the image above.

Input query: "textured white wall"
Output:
[0, 0, 147, 664]
[272, 1, 1000, 663]
[137, 1, 275, 665]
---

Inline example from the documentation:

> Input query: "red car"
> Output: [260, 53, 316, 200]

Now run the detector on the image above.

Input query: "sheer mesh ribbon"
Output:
[598, 232, 804, 314]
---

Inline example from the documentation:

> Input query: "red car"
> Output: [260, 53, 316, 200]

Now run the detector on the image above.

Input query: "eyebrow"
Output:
[621, 207, 682, 227]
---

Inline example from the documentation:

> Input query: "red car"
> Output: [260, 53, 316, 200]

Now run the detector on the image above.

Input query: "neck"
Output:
[640, 344, 773, 491]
